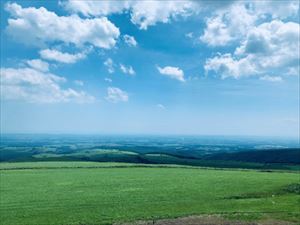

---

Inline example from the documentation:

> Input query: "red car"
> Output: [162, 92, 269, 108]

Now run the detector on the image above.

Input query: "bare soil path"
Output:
[117, 215, 296, 225]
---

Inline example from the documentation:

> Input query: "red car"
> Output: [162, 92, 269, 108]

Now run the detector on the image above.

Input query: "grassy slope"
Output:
[0, 161, 140, 169]
[0, 162, 299, 225]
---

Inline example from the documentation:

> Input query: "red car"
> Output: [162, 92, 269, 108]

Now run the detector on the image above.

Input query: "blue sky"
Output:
[0, 0, 299, 137]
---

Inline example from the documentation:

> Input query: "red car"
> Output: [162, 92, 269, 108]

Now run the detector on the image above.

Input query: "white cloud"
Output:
[0, 67, 95, 103]
[130, 1, 197, 30]
[62, 0, 298, 33]
[123, 34, 137, 47]
[185, 32, 194, 38]
[40, 49, 86, 64]
[205, 20, 300, 79]
[260, 75, 283, 82]
[5, 3, 120, 49]
[106, 87, 128, 103]
[157, 66, 185, 82]
[61, 0, 131, 17]
[157, 104, 166, 109]
[104, 78, 112, 83]
[104, 58, 114, 74]
[120, 64, 135, 75]
[200, 3, 256, 46]
[26, 59, 49, 72]
[252, 1, 299, 19]
[74, 80, 84, 86]
[62, 0, 199, 30]
[204, 53, 256, 79]
[287, 67, 299, 76]
[235, 20, 299, 62]
[200, 1, 299, 47]
[200, 16, 233, 47]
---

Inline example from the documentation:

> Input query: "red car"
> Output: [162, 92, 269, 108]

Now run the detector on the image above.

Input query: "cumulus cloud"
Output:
[200, 3, 256, 46]
[204, 54, 256, 79]
[61, 0, 131, 17]
[62, 0, 199, 30]
[106, 87, 128, 103]
[0, 67, 95, 103]
[26, 59, 49, 72]
[123, 34, 137, 47]
[104, 58, 115, 74]
[157, 66, 185, 82]
[120, 64, 135, 75]
[5, 3, 120, 49]
[130, 1, 197, 30]
[235, 20, 299, 60]
[39, 49, 86, 64]
[205, 20, 300, 79]
[200, 16, 233, 46]
[200, 1, 299, 47]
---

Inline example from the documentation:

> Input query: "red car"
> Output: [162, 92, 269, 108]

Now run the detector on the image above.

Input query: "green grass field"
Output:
[0, 162, 299, 225]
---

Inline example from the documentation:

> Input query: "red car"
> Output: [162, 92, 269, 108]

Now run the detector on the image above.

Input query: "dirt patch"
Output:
[116, 215, 296, 225]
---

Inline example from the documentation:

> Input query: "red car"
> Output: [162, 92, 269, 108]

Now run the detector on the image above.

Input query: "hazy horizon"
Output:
[1, 132, 300, 139]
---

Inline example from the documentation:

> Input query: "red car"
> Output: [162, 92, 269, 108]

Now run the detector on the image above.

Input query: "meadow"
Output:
[0, 162, 299, 225]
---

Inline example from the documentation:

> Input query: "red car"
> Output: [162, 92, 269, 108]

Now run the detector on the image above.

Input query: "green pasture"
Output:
[0, 162, 299, 225]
